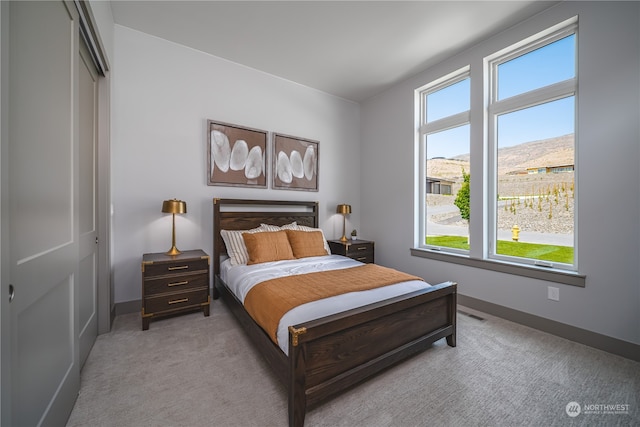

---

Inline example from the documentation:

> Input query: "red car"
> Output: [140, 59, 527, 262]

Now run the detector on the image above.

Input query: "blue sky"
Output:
[427, 34, 575, 159]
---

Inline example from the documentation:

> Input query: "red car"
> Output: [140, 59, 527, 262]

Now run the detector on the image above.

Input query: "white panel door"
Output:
[78, 35, 99, 369]
[7, 1, 80, 425]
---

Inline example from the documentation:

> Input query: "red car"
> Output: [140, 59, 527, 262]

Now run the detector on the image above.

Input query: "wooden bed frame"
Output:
[212, 198, 457, 427]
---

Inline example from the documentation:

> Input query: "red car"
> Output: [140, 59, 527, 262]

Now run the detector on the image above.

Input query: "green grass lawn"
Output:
[426, 235, 573, 264]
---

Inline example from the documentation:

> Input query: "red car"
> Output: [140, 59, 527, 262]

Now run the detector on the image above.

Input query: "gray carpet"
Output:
[67, 300, 639, 427]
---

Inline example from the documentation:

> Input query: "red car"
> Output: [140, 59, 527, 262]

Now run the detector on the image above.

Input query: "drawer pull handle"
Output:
[356, 257, 368, 261]
[168, 265, 189, 271]
[168, 298, 189, 305]
[357, 247, 368, 250]
[168, 280, 189, 287]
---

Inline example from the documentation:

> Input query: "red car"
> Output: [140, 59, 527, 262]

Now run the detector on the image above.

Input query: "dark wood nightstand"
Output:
[328, 239, 375, 263]
[141, 249, 210, 330]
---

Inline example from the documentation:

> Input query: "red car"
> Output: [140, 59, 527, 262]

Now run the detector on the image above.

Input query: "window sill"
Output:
[410, 247, 585, 287]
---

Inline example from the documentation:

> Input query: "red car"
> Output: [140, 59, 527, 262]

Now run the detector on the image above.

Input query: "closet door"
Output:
[6, 1, 80, 425]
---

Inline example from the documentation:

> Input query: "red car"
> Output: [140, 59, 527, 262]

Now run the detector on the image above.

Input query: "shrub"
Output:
[454, 169, 470, 221]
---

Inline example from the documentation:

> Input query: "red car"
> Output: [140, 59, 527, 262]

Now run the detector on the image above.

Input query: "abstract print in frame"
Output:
[272, 133, 319, 191]
[207, 120, 268, 188]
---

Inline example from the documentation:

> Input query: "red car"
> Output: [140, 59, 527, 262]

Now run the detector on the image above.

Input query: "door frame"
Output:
[76, 0, 112, 335]
[96, 65, 112, 334]
[1, 1, 10, 425]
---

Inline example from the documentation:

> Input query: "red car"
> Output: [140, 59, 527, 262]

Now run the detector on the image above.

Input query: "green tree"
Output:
[454, 169, 470, 221]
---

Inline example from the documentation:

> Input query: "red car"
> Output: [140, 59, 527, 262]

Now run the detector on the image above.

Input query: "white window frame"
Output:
[486, 18, 578, 271]
[412, 17, 585, 286]
[415, 67, 470, 252]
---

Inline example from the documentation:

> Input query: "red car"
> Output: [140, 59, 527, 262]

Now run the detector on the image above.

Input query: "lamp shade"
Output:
[162, 199, 187, 214]
[336, 204, 351, 215]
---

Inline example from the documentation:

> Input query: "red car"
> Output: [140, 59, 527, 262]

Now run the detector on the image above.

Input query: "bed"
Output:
[212, 198, 457, 427]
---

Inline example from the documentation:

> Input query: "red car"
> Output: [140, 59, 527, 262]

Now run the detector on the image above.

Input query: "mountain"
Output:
[428, 134, 574, 179]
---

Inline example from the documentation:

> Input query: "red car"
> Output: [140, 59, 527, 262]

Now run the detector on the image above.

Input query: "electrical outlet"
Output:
[548, 286, 559, 301]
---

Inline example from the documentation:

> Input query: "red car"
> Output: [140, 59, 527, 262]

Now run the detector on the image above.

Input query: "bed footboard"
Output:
[288, 281, 457, 427]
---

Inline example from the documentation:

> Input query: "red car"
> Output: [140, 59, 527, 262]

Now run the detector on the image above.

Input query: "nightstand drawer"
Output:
[143, 258, 209, 278]
[144, 288, 209, 314]
[328, 240, 375, 263]
[144, 272, 209, 296]
[349, 250, 374, 263]
[346, 242, 372, 253]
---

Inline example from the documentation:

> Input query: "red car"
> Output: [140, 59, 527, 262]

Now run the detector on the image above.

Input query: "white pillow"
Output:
[221, 225, 271, 266]
[280, 223, 331, 255]
[259, 223, 285, 231]
[259, 222, 297, 231]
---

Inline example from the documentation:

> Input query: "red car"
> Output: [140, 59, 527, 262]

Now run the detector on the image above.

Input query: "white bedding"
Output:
[220, 255, 432, 355]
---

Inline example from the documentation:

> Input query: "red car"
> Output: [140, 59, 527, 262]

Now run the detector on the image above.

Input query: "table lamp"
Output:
[162, 198, 187, 256]
[336, 203, 351, 242]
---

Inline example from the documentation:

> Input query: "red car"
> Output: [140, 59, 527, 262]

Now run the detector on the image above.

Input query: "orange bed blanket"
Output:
[244, 264, 424, 344]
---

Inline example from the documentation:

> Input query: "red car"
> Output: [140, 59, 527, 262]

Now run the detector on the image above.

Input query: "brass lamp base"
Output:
[166, 212, 182, 256]
[340, 214, 348, 241]
[165, 246, 182, 256]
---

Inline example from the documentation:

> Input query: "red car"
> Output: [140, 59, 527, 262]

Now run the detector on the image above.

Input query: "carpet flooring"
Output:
[66, 300, 639, 426]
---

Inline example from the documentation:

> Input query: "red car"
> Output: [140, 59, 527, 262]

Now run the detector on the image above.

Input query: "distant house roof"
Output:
[426, 176, 455, 184]
[526, 164, 574, 173]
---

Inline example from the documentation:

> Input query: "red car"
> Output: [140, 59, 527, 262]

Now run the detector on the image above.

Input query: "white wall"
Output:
[112, 25, 361, 303]
[361, 1, 640, 344]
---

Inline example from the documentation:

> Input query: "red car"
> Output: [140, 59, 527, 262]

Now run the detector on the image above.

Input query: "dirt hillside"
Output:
[426, 134, 575, 234]
[428, 134, 574, 180]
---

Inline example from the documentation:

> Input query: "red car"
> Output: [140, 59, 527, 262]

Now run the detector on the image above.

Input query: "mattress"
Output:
[220, 255, 432, 354]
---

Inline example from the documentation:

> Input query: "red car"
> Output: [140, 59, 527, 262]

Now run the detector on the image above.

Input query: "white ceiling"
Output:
[110, 1, 559, 103]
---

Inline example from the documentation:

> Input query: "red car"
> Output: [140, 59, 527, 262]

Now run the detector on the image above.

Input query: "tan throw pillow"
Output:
[281, 223, 331, 254]
[285, 229, 329, 258]
[243, 231, 295, 265]
[221, 224, 286, 265]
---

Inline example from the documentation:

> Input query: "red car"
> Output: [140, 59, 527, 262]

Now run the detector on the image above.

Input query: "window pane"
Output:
[426, 78, 470, 122]
[498, 34, 575, 100]
[425, 125, 470, 250]
[495, 97, 574, 263]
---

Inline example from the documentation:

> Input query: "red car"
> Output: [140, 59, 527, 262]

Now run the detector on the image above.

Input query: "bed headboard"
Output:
[212, 198, 319, 274]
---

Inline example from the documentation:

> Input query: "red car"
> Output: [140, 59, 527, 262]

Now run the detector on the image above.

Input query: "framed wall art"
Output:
[272, 133, 319, 191]
[207, 120, 268, 188]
